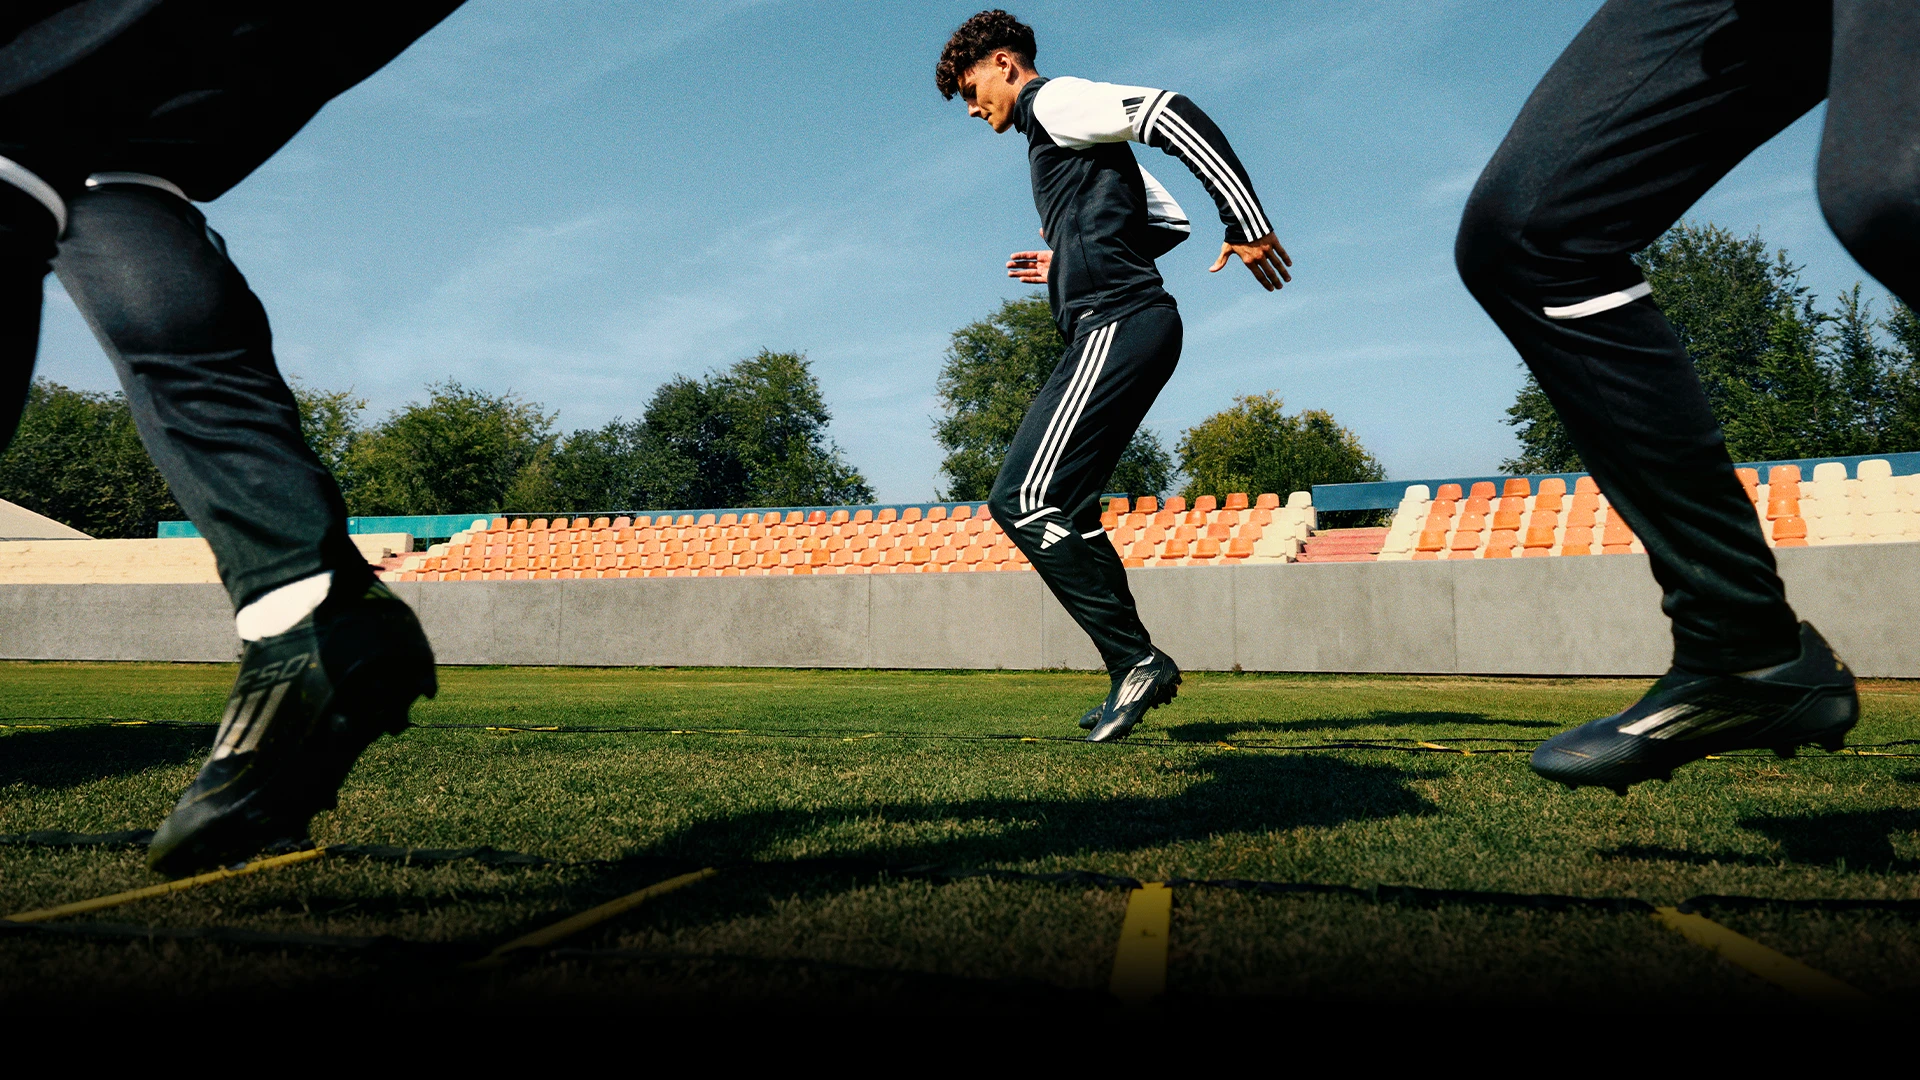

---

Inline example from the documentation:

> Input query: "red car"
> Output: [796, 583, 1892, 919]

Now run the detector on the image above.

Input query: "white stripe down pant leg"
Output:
[989, 305, 1181, 675]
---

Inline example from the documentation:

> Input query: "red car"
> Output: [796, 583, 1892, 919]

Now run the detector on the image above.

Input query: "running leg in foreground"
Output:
[1454, 1, 1920, 790]
[0, 3, 460, 870]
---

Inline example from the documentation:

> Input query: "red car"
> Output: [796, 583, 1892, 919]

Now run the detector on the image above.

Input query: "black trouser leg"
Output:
[989, 305, 1180, 675]
[53, 182, 365, 609]
[0, 184, 55, 450]
[1456, 0, 1834, 674]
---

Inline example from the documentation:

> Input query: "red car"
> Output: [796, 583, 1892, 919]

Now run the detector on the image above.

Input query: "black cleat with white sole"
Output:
[146, 577, 435, 877]
[1087, 650, 1182, 743]
[1531, 622, 1856, 794]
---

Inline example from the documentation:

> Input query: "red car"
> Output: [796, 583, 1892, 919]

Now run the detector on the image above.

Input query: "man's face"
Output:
[959, 51, 1027, 133]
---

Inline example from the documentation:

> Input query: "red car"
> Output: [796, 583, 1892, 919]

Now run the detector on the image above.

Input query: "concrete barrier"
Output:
[1, 543, 1915, 676]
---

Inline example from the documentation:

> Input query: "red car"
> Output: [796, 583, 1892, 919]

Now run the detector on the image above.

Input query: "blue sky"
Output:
[32, 1, 1895, 501]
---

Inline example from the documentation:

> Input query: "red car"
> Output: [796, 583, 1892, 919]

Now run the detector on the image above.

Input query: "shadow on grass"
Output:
[648, 752, 1435, 869]
[0, 725, 207, 791]
[470, 752, 1441, 952]
[1166, 710, 1559, 743]
[1602, 809, 1920, 873]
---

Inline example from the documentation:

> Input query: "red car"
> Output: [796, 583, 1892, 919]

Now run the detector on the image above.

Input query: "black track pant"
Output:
[1456, 0, 1920, 674]
[0, 182, 366, 608]
[989, 304, 1180, 675]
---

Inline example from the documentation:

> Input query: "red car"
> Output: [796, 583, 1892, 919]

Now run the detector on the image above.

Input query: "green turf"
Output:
[3, 661, 1918, 1009]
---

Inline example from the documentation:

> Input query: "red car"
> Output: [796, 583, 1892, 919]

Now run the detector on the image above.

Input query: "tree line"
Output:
[0, 349, 872, 538]
[1505, 221, 1920, 472]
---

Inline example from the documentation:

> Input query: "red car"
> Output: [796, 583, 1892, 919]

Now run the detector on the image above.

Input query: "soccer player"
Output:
[0, 3, 462, 873]
[1455, 3, 1892, 792]
[936, 11, 1290, 742]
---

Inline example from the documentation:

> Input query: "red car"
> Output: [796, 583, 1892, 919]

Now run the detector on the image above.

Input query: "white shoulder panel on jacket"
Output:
[1033, 76, 1162, 149]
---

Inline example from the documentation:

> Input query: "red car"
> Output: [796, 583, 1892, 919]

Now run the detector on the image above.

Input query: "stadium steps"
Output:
[1295, 528, 1389, 563]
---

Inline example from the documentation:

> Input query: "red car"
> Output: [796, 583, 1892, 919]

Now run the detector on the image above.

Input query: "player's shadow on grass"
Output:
[1602, 809, 1920, 873]
[0, 724, 206, 791]
[1165, 710, 1558, 743]
[642, 752, 1436, 870]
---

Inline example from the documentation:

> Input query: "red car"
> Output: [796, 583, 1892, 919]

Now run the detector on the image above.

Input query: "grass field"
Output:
[4, 661, 1919, 1010]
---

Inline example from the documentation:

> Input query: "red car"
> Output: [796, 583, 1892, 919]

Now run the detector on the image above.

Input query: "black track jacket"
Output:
[1012, 75, 1271, 337]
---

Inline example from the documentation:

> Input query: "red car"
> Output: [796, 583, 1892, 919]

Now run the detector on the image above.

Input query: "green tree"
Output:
[1109, 428, 1177, 499]
[0, 379, 181, 537]
[713, 349, 872, 507]
[935, 294, 1063, 499]
[289, 379, 367, 496]
[1501, 374, 1582, 473]
[347, 381, 557, 515]
[1884, 301, 1920, 453]
[544, 350, 871, 512]
[1176, 392, 1384, 503]
[1501, 221, 1918, 469]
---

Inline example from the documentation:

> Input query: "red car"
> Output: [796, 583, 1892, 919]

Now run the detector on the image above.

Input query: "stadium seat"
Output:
[1859, 458, 1894, 481]
[1503, 478, 1530, 497]
[1226, 537, 1253, 559]
[1225, 492, 1249, 510]
[1254, 493, 1279, 509]
[1136, 496, 1160, 513]
[1768, 465, 1801, 485]
[1193, 495, 1217, 513]
[1285, 491, 1311, 509]
[1434, 483, 1463, 501]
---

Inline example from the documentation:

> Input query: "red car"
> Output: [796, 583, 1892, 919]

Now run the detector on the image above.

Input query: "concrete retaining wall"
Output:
[3, 543, 1916, 676]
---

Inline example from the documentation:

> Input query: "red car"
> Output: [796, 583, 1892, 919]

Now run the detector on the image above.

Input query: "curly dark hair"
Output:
[935, 10, 1037, 99]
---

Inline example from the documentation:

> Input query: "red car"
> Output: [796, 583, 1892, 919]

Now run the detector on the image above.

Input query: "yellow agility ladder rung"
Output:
[1653, 906, 1872, 1003]
[4, 847, 326, 924]
[1109, 882, 1172, 1006]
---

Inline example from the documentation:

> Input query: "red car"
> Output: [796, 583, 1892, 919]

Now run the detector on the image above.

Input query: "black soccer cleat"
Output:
[1531, 622, 1857, 794]
[147, 577, 436, 877]
[1088, 650, 1182, 743]
[1078, 704, 1102, 730]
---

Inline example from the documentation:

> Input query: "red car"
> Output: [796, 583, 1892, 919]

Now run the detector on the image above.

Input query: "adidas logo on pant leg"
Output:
[1039, 521, 1073, 549]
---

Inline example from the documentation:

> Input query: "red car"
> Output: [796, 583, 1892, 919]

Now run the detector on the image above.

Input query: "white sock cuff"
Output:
[235, 571, 334, 641]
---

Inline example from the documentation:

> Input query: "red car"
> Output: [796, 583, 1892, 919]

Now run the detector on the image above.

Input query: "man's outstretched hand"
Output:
[1007, 249, 1050, 283]
[1210, 232, 1292, 291]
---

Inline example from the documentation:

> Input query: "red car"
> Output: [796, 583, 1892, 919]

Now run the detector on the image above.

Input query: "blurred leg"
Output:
[53, 180, 365, 608]
[0, 163, 62, 450]
[1817, 0, 1920, 309]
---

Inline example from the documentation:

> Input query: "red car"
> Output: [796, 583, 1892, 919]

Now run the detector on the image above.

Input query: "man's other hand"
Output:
[1007, 249, 1051, 283]
[1209, 232, 1292, 291]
